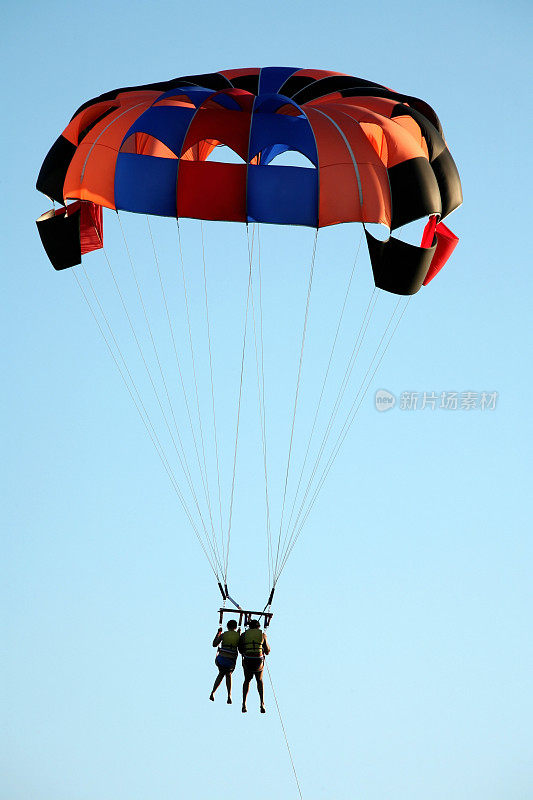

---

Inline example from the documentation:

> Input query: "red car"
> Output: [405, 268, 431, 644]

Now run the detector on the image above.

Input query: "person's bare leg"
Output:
[256, 672, 265, 712]
[242, 675, 251, 712]
[226, 673, 232, 703]
[210, 671, 224, 700]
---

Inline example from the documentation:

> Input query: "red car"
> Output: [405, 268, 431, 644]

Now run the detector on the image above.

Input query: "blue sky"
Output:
[2, 2, 532, 799]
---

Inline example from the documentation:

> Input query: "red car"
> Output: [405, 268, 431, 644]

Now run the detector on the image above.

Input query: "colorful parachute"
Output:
[37, 67, 461, 294]
[36, 68, 462, 606]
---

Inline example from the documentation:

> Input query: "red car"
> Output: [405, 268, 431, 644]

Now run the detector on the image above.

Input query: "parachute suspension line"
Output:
[77, 232, 194, 528]
[112, 214, 224, 577]
[224, 225, 255, 584]
[78, 263, 181, 493]
[176, 221, 217, 528]
[278, 296, 411, 578]
[282, 228, 364, 548]
[257, 227, 274, 588]
[175, 220, 224, 573]
[146, 215, 221, 558]
[248, 225, 273, 588]
[274, 286, 379, 580]
[116, 214, 199, 503]
[77, 265, 171, 474]
[265, 661, 304, 800]
[281, 297, 410, 573]
[272, 231, 318, 582]
[257, 231, 275, 589]
[200, 222, 225, 558]
[279, 289, 392, 574]
[71, 268, 221, 581]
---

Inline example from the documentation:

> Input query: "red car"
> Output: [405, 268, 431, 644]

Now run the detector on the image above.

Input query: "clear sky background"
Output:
[2, 2, 532, 799]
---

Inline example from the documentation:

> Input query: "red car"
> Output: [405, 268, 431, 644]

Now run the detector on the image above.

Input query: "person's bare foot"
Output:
[260, 703, 266, 713]
[209, 693, 215, 701]
[242, 704, 247, 713]
[227, 697, 232, 704]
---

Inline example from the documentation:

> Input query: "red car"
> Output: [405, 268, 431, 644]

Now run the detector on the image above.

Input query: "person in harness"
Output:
[210, 619, 240, 704]
[239, 618, 271, 713]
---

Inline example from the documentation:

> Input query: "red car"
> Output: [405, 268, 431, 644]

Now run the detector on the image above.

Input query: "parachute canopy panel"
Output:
[36, 67, 462, 292]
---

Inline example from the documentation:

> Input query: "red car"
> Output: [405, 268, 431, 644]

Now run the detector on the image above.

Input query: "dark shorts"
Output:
[242, 655, 265, 678]
[215, 654, 237, 674]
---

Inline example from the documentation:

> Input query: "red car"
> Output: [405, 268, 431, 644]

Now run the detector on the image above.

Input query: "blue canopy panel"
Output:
[258, 67, 299, 96]
[155, 86, 218, 108]
[114, 154, 178, 216]
[121, 106, 196, 157]
[254, 94, 305, 116]
[247, 164, 318, 226]
[248, 112, 318, 166]
[260, 143, 290, 165]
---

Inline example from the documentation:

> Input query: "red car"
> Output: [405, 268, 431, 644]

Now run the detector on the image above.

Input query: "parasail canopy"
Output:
[37, 66, 461, 295]
[35, 68, 462, 606]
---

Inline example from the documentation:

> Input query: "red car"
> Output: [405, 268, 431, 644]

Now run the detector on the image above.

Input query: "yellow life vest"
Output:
[242, 627, 263, 657]
[219, 629, 239, 657]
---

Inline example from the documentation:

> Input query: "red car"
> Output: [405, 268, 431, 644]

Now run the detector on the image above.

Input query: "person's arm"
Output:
[213, 629, 223, 647]
[238, 632, 245, 654]
[262, 633, 271, 655]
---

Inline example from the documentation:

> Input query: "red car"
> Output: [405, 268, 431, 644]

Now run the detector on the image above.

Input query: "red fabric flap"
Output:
[422, 220, 459, 285]
[80, 202, 103, 254]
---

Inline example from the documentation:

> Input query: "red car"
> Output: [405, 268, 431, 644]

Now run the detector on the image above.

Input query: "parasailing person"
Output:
[239, 618, 271, 713]
[210, 619, 240, 704]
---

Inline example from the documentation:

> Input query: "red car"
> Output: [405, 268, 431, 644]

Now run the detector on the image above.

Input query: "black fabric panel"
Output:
[229, 74, 259, 94]
[36, 135, 77, 203]
[388, 157, 442, 230]
[366, 229, 436, 295]
[340, 87, 442, 134]
[292, 75, 385, 105]
[36, 209, 81, 270]
[280, 72, 381, 101]
[402, 95, 442, 135]
[390, 104, 445, 162]
[431, 148, 463, 220]
[341, 86, 405, 101]
[71, 73, 231, 118]
[278, 75, 316, 98]
[178, 72, 232, 89]
[339, 88, 441, 134]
